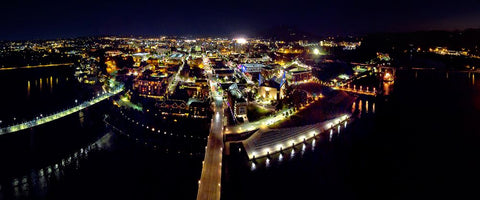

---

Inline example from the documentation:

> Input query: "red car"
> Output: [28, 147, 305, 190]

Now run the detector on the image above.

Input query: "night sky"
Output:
[1, 0, 480, 40]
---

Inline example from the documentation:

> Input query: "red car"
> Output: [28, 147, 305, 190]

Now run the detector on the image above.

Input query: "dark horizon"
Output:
[1, 0, 480, 41]
[2, 26, 480, 43]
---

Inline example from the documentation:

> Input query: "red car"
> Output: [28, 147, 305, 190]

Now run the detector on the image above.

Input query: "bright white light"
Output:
[264, 148, 270, 154]
[276, 144, 283, 151]
[313, 48, 320, 55]
[289, 140, 295, 146]
[235, 38, 247, 44]
[298, 135, 306, 142]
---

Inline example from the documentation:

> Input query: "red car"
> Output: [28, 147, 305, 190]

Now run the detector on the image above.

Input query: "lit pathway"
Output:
[225, 96, 323, 134]
[225, 107, 293, 134]
[0, 63, 74, 71]
[0, 86, 123, 135]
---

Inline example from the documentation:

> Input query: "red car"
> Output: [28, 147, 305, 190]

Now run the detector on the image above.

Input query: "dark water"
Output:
[0, 68, 208, 200]
[223, 70, 480, 200]
[0, 66, 97, 126]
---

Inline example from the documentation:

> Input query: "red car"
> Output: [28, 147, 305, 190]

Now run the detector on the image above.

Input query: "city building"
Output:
[133, 74, 169, 99]
[226, 83, 248, 122]
[284, 64, 312, 83]
[238, 63, 266, 73]
[258, 75, 286, 101]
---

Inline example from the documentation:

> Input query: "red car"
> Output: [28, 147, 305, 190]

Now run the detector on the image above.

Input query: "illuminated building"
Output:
[133, 75, 169, 99]
[156, 98, 211, 118]
[105, 50, 123, 57]
[238, 63, 266, 73]
[277, 46, 304, 54]
[285, 64, 312, 83]
[156, 100, 189, 117]
[383, 72, 394, 82]
[376, 52, 391, 61]
[258, 69, 286, 101]
[227, 83, 248, 122]
[429, 47, 469, 56]
[188, 101, 211, 118]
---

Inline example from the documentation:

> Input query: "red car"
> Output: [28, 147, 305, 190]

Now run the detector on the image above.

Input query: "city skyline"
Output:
[1, 1, 480, 199]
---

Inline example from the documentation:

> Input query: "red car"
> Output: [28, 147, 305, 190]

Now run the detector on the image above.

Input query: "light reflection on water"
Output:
[2, 132, 112, 199]
[247, 69, 477, 173]
[27, 81, 30, 97]
[250, 96, 375, 171]
[224, 69, 480, 200]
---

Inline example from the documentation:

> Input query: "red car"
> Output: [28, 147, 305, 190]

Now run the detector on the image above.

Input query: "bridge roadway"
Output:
[0, 63, 74, 71]
[0, 86, 124, 135]
[197, 95, 224, 200]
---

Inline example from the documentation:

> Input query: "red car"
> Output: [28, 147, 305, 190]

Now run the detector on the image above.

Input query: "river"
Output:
[0, 67, 208, 200]
[222, 69, 480, 200]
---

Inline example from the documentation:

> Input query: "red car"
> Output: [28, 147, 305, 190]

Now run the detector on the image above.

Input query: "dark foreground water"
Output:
[223, 69, 480, 200]
[0, 67, 208, 200]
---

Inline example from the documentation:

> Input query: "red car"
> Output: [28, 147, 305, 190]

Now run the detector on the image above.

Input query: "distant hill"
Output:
[254, 25, 319, 41]
[361, 28, 480, 54]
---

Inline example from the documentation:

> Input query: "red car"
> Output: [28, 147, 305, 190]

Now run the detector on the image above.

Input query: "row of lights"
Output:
[340, 84, 377, 94]
[4, 140, 102, 198]
[0, 89, 118, 134]
[113, 116, 205, 158]
[116, 110, 207, 156]
[198, 144, 223, 191]
[252, 141, 314, 171]
[250, 121, 347, 171]
[119, 110, 208, 141]
[251, 115, 350, 160]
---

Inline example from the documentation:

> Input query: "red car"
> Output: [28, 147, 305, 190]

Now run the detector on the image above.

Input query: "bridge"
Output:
[197, 78, 224, 200]
[0, 85, 124, 135]
[0, 63, 74, 71]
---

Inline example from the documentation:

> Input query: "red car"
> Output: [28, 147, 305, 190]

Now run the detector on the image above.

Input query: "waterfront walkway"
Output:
[0, 86, 123, 135]
[331, 86, 377, 96]
[242, 114, 350, 159]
